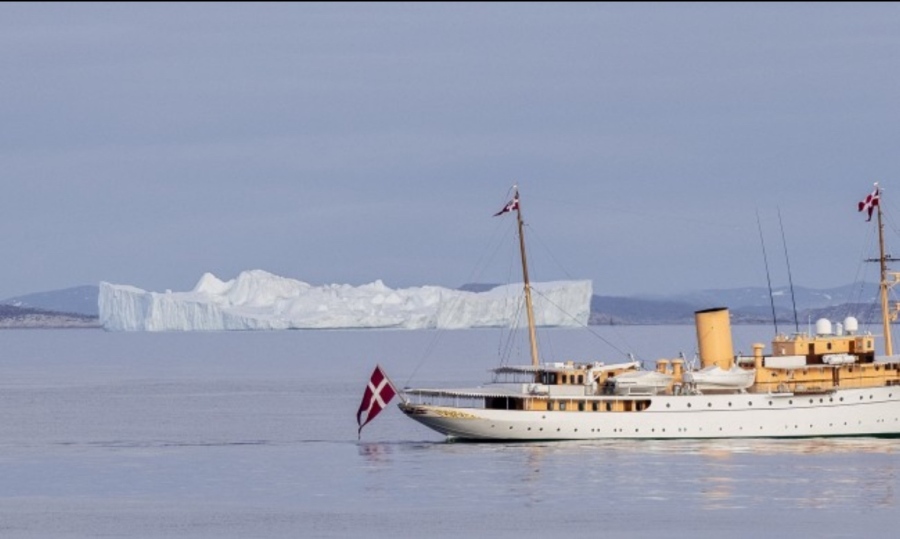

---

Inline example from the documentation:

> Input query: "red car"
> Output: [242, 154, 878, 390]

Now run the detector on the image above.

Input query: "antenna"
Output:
[756, 210, 779, 335]
[778, 207, 800, 333]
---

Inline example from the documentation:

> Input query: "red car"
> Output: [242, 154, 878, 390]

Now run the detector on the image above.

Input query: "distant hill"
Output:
[592, 283, 882, 325]
[2, 285, 99, 316]
[637, 283, 879, 312]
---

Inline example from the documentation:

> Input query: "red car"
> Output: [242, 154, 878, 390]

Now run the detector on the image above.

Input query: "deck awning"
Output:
[491, 361, 639, 375]
[402, 387, 523, 399]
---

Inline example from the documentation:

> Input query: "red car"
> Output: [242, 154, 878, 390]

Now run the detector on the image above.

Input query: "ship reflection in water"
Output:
[360, 437, 898, 514]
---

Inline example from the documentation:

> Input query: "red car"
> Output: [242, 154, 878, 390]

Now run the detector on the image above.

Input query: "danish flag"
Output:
[859, 183, 880, 222]
[493, 194, 519, 217]
[357, 365, 397, 437]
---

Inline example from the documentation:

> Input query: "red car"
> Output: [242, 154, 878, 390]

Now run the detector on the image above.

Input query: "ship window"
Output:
[592, 402, 598, 411]
[560, 402, 567, 411]
[578, 375, 584, 384]
[827, 343, 832, 350]
[606, 402, 612, 412]
[578, 402, 585, 411]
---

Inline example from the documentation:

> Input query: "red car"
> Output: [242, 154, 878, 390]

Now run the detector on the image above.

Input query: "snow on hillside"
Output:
[99, 270, 592, 331]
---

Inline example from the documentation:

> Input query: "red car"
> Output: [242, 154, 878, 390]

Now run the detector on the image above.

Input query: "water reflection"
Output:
[361, 437, 900, 512]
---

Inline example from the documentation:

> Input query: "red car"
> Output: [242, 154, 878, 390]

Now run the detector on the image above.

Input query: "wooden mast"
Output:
[876, 189, 894, 356]
[514, 188, 540, 367]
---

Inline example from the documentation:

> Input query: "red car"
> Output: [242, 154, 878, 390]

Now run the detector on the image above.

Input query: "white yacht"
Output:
[395, 186, 900, 440]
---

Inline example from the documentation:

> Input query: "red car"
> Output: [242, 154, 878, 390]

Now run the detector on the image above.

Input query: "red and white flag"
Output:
[357, 365, 397, 437]
[858, 183, 880, 222]
[493, 194, 519, 217]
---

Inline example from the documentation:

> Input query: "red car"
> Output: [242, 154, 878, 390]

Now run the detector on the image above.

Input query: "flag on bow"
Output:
[859, 183, 880, 222]
[357, 365, 397, 437]
[494, 194, 519, 217]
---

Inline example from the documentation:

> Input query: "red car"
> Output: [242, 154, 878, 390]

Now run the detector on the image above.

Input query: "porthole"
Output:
[687, 403, 692, 408]
[708, 403, 712, 408]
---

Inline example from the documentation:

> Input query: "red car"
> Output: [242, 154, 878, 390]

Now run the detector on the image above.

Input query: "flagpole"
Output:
[379, 364, 407, 404]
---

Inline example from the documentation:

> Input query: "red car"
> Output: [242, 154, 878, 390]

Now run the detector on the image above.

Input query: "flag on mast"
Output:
[859, 183, 880, 222]
[356, 365, 397, 437]
[493, 194, 519, 217]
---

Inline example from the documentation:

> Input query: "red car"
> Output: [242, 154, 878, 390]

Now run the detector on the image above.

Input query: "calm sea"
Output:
[0, 326, 896, 538]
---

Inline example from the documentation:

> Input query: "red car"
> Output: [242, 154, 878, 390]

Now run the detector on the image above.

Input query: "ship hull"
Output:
[399, 386, 900, 441]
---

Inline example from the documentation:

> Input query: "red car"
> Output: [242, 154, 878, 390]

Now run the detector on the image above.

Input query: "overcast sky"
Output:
[3, 3, 900, 299]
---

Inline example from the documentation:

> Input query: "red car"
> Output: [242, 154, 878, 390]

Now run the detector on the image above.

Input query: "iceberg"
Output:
[98, 270, 593, 331]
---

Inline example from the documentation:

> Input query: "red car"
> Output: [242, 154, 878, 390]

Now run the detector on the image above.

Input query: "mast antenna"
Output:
[778, 207, 800, 333]
[756, 210, 779, 335]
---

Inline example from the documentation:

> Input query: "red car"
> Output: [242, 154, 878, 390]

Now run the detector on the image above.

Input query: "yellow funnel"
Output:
[695, 307, 734, 370]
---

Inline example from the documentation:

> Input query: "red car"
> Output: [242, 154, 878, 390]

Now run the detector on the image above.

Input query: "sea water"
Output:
[0, 327, 896, 538]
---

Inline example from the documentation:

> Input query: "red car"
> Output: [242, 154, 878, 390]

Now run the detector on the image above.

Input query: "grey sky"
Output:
[3, 3, 900, 299]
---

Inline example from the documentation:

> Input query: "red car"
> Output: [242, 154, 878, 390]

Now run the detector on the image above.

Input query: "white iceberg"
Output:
[98, 270, 593, 331]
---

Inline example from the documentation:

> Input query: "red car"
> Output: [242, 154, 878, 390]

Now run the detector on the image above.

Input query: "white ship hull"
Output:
[400, 386, 900, 440]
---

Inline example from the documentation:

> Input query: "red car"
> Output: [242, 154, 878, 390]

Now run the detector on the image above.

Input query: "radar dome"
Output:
[843, 316, 859, 334]
[815, 318, 833, 336]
